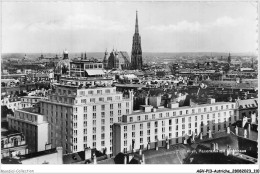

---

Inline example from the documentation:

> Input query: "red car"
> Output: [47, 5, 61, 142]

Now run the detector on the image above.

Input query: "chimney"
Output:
[242, 116, 248, 127]
[243, 129, 247, 138]
[84, 148, 91, 160]
[139, 149, 142, 155]
[200, 132, 203, 140]
[166, 139, 170, 150]
[141, 154, 145, 164]
[227, 126, 230, 134]
[235, 126, 238, 135]
[124, 155, 127, 164]
[155, 140, 159, 151]
[183, 139, 187, 144]
[247, 124, 251, 135]
[215, 143, 219, 150]
[208, 129, 212, 139]
[56, 147, 63, 164]
[147, 143, 150, 150]
[211, 143, 216, 151]
[93, 153, 97, 164]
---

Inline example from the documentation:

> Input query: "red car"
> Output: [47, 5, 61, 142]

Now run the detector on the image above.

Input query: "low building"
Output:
[8, 107, 49, 153]
[1, 128, 27, 159]
[20, 96, 46, 108]
[2, 147, 63, 164]
[113, 99, 237, 155]
[1, 97, 22, 111]
[236, 98, 258, 121]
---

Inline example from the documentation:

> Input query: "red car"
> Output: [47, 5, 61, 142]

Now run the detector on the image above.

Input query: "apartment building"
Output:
[113, 99, 237, 155]
[20, 96, 46, 108]
[8, 107, 49, 153]
[39, 76, 134, 156]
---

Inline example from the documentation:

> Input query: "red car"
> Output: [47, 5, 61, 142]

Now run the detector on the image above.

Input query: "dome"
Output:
[55, 59, 70, 74]
[63, 50, 69, 54]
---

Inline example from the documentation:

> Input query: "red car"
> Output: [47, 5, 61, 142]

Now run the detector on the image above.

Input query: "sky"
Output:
[1, 1, 258, 53]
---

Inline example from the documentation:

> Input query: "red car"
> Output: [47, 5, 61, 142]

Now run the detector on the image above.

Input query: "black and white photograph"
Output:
[1, 0, 259, 173]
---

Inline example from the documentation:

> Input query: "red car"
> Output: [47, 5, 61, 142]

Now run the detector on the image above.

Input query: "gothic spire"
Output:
[135, 10, 139, 34]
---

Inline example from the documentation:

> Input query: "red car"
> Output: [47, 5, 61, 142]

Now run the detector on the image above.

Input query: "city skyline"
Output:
[2, 1, 258, 54]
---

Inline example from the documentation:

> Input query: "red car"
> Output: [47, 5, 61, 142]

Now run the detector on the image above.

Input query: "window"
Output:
[182, 124, 185, 129]
[90, 98, 95, 103]
[110, 104, 113, 109]
[147, 130, 150, 135]
[93, 113, 96, 119]
[84, 106, 87, 112]
[124, 140, 127, 146]
[118, 103, 121, 108]
[93, 135, 96, 140]
[195, 122, 197, 127]
[101, 119, 105, 125]
[137, 116, 140, 121]
[126, 109, 129, 114]
[201, 115, 203, 120]
[97, 90, 102, 94]
[130, 117, 133, 122]
[132, 125, 135, 130]
[110, 118, 113, 124]
[126, 102, 129, 107]
[101, 112, 105, 118]
[204, 108, 207, 112]
[207, 114, 209, 119]
[145, 115, 148, 120]
[186, 110, 189, 114]
[93, 120, 96, 126]
[188, 123, 191, 128]
[175, 132, 178, 137]
[155, 121, 158, 127]
[110, 111, 113, 117]
[140, 131, 143, 136]
[159, 113, 162, 118]
[195, 116, 197, 121]
[140, 138, 143, 144]
[162, 127, 165, 132]
[226, 105, 229, 109]
[198, 108, 201, 113]
[124, 133, 127, 139]
[99, 97, 104, 102]
[147, 122, 151, 129]
[173, 112, 176, 116]
[140, 124, 143, 129]
[132, 132, 135, 137]
[93, 106, 96, 111]
[107, 97, 112, 101]
[210, 107, 212, 111]
[101, 126, 105, 132]
[175, 119, 178, 124]
[118, 110, 121, 115]
[166, 112, 169, 117]
[188, 117, 191, 122]
[182, 118, 185, 123]
[176, 125, 178, 130]
[124, 126, 127, 132]
[180, 111, 182, 115]
[169, 119, 172, 125]
[152, 114, 155, 119]
[101, 105, 105, 110]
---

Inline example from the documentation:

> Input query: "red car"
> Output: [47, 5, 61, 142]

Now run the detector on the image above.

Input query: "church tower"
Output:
[227, 52, 231, 64]
[131, 11, 143, 70]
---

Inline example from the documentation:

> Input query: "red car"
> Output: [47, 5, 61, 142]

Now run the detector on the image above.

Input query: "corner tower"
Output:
[131, 11, 143, 70]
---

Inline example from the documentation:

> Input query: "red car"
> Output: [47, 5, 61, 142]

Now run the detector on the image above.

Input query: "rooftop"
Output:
[19, 148, 57, 160]
[1, 129, 21, 139]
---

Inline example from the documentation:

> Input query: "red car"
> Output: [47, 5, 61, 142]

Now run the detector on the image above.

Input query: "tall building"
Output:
[227, 53, 231, 64]
[39, 72, 134, 156]
[113, 99, 237, 155]
[131, 11, 143, 70]
[8, 107, 49, 153]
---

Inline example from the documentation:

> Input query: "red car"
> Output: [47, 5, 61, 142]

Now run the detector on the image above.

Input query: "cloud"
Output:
[10, 14, 128, 32]
[145, 16, 245, 33]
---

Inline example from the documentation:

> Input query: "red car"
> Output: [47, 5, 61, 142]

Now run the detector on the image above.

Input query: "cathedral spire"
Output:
[135, 10, 139, 34]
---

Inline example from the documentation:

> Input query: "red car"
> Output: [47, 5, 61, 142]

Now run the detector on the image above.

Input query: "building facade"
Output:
[104, 49, 131, 70]
[113, 100, 237, 155]
[8, 108, 49, 153]
[1, 128, 27, 158]
[39, 77, 134, 156]
[131, 11, 143, 70]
